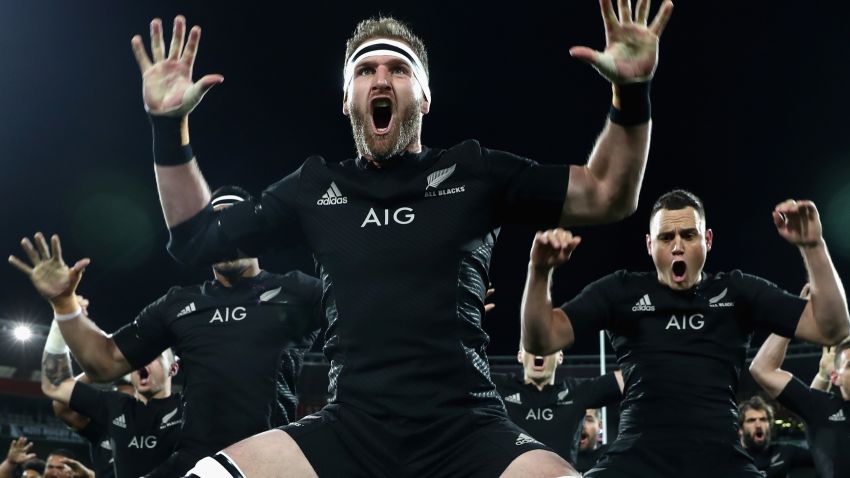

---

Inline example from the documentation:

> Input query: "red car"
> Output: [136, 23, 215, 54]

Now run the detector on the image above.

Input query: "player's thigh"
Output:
[500, 449, 579, 478]
[193, 429, 317, 478]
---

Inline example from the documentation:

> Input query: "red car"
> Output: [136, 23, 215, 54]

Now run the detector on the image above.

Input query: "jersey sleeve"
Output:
[482, 146, 570, 226]
[572, 373, 621, 409]
[776, 376, 823, 423]
[560, 272, 621, 340]
[111, 291, 175, 369]
[167, 163, 305, 266]
[69, 382, 110, 425]
[787, 443, 814, 467]
[734, 272, 806, 338]
[75, 413, 108, 444]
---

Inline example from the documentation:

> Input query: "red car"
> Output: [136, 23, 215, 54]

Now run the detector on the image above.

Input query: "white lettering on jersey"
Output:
[128, 435, 157, 449]
[665, 314, 705, 330]
[209, 307, 247, 323]
[360, 207, 415, 227]
[525, 408, 554, 421]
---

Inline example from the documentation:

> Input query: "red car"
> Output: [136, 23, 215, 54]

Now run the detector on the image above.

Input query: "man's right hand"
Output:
[131, 15, 223, 117]
[5, 437, 36, 465]
[530, 229, 582, 272]
[8, 233, 89, 313]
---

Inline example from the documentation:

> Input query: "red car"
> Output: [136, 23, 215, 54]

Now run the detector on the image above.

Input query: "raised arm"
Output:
[772, 200, 850, 344]
[9, 233, 132, 381]
[811, 345, 835, 391]
[749, 334, 794, 399]
[561, 0, 673, 225]
[131, 16, 223, 227]
[0, 438, 36, 478]
[521, 229, 582, 355]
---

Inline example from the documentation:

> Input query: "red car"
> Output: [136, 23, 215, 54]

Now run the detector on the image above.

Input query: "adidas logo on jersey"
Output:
[515, 433, 541, 446]
[504, 393, 522, 405]
[317, 182, 348, 206]
[112, 414, 126, 429]
[632, 294, 655, 312]
[176, 302, 196, 318]
[828, 409, 846, 422]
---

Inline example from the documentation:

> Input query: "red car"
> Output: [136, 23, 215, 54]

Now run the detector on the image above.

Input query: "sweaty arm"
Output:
[793, 241, 850, 345]
[749, 334, 794, 399]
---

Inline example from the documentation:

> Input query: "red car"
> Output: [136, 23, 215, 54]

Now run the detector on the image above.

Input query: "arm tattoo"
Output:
[42, 351, 73, 387]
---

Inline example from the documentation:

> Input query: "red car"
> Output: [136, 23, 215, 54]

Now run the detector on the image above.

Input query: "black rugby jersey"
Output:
[112, 270, 322, 454]
[492, 372, 620, 462]
[778, 377, 850, 478]
[561, 270, 806, 442]
[747, 442, 812, 478]
[76, 417, 116, 478]
[70, 383, 182, 478]
[168, 140, 569, 419]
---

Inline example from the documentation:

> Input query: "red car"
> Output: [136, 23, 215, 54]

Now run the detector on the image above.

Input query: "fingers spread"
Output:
[20, 237, 40, 264]
[181, 26, 202, 68]
[635, 0, 650, 24]
[150, 18, 166, 62]
[168, 15, 187, 60]
[51, 234, 64, 265]
[34, 232, 51, 260]
[649, 0, 674, 36]
[131, 35, 152, 72]
[618, 0, 633, 23]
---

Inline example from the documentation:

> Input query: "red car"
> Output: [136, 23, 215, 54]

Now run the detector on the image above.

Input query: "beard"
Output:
[742, 431, 770, 452]
[212, 258, 254, 282]
[349, 96, 422, 163]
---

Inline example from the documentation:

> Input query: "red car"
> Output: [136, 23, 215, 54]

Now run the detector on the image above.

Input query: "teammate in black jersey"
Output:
[736, 395, 812, 478]
[751, 331, 850, 477]
[521, 190, 849, 477]
[10, 187, 323, 477]
[41, 321, 182, 478]
[114, 1, 674, 475]
[492, 345, 622, 463]
[576, 409, 609, 473]
[48, 296, 133, 478]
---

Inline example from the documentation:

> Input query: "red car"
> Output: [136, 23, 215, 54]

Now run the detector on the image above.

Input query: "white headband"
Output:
[343, 38, 431, 102]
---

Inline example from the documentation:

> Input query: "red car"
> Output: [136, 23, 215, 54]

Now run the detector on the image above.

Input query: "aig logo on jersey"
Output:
[424, 164, 465, 198]
[128, 435, 157, 449]
[317, 182, 348, 206]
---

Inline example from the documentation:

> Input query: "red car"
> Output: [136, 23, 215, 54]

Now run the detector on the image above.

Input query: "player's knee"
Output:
[183, 452, 246, 478]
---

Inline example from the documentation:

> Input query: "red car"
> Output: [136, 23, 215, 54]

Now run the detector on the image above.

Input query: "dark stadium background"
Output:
[0, 1, 847, 470]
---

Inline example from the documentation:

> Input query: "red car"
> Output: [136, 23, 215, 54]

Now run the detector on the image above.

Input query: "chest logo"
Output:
[260, 287, 282, 302]
[557, 388, 569, 401]
[128, 435, 157, 449]
[426, 164, 456, 189]
[632, 294, 655, 312]
[709, 288, 734, 308]
[361, 207, 415, 227]
[176, 302, 196, 318]
[317, 182, 348, 206]
[504, 393, 522, 405]
[665, 313, 705, 330]
[828, 409, 846, 422]
[210, 307, 247, 323]
[526, 408, 554, 421]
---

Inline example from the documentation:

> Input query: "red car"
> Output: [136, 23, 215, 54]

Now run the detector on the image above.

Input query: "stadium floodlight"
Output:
[12, 324, 33, 342]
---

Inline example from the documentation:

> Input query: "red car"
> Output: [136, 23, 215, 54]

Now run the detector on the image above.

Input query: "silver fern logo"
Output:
[426, 164, 456, 190]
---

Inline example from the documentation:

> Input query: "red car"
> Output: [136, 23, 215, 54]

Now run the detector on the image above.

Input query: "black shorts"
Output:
[279, 404, 553, 478]
[584, 435, 761, 478]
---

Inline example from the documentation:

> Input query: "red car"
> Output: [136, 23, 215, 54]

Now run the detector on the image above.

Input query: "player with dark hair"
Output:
[521, 190, 849, 476]
[737, 395, 812, 478]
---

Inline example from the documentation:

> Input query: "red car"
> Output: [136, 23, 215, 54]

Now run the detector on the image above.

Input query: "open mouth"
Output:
[371, 98, 393, 134]
[580, 431, 589, 446]
[137, 366, 150, 386]
[671, 260, 687, 282]
[754, 430, 765, 441]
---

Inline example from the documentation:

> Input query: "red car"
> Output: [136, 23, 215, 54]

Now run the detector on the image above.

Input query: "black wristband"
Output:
[149, 115, 194, 166]
[608, 81, 651, 126]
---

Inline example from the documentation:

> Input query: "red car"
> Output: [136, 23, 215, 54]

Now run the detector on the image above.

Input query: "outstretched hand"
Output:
[5, 437, 36, 465]
[8, 233, 89, 309]
[530, 229, 582, 271]
[570, 0, 674, 84]
[131, 15, 223, 116]
[772, 200, 823, 248]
